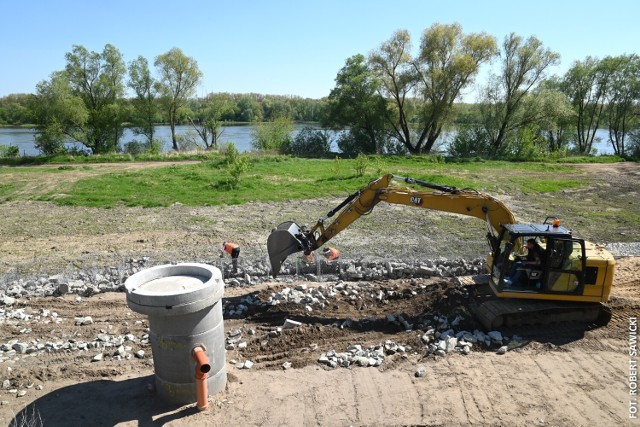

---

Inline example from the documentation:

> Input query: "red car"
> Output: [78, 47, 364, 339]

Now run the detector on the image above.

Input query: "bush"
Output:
[331, 156, 343, 176]
[371, 156, 387, 175]
[289, 127, 331, 156]
[34, 122, 67, 155]
[448, 125, 492, 158]
[123, 138, 165, 155]
[354, 153, 369, 177]
[176, 131, 202, 151]
[147, 138, 164, 155]
[122, 140, 146, 155]
[0, 145, 19, 158]
[224, 142, 240, 165]
[224, 143, 250, 189]
[507, 126, 547, 161]
[336, 128, 376, 155]
[251, 116, 294, 153]
[66, 145, 91, 156]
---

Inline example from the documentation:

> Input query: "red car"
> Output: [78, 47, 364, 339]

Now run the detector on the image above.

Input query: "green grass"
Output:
[554, 155, 627, 163]
[0, 155, 591, 208]
[0, 151, 222, 166]
[0, 182, 16, 202]
[509, 178, 584, 193]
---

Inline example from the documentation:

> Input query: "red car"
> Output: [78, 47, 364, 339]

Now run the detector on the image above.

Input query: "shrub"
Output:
[372, 156, 387, 175]
[336, 128, 376, 155]
[147, 138, 164, 155]
[122, 140, 146, 155]
[0, 145, 19, 158]
[176, 131, 202, 151]
[34, 122, 67, 155]
[630, 130, 640, 158]
[66, 145, 91, 156]
[224, 142, 240, 166]
[331, 156, 342, 176]
[507, 126, 547, 161]
[448, 125, 492, 158]
[354, 153, 369, 177]
[289, 127, 331, 156]
[228, 155, 249, 189]
[223, 142, 250, 189]
[251, 116, 294, 153]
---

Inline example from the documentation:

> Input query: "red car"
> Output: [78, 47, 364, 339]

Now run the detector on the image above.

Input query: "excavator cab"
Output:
[477, 221, 614, 328]
[490, 223, 588, 296]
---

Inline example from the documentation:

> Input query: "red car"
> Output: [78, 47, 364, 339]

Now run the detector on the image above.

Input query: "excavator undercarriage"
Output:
[458, 275, 612, 330]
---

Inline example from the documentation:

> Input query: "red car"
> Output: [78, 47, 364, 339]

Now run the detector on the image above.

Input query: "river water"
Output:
[0, 125, 615, 156]
[0, 124, 309, 156]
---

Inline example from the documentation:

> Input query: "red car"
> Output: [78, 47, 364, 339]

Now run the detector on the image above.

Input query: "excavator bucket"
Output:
[267, 221, 309, 277]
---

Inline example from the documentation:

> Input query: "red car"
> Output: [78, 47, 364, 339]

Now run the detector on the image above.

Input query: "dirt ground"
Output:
[0, 162, 639, 426]
[0, 257, 637, 427]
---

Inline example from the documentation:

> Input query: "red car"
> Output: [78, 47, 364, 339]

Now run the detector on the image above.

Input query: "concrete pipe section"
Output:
[125, 263, 226, 407]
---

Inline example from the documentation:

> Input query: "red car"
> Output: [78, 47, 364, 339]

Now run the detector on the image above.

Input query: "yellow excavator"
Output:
[267, 174, 615, 329]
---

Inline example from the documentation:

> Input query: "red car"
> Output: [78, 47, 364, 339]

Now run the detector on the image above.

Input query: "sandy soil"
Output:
[1, 161, 639, 426]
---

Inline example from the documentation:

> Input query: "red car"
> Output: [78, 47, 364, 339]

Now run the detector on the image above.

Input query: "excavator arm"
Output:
[267, 173, 516, 276]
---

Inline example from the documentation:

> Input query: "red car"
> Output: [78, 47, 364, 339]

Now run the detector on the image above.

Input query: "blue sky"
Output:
[1, 0, 638, 100]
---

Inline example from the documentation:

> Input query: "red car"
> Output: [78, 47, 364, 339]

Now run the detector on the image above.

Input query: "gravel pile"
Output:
[318, 342, 409, 369]
[0, 302, 149, 364]
[605, 242, 640, 257]
[2, 240, 637, 299]
[0, 256, 488, 299]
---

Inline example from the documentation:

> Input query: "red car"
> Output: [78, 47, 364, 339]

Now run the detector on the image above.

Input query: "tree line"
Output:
[325, 24, 640, 158]
[2, 45, 328, 154]
[1, 23, 639, 158]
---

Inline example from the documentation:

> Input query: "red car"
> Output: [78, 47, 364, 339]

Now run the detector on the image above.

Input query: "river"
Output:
[0, 125, 615, 156]
[0, 124, 317, 156]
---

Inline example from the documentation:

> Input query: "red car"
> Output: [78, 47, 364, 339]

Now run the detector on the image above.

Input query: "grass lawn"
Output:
[0, 155, 589, 208]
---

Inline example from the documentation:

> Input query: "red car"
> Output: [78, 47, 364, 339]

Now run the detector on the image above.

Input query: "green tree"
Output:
[128, 55, 159, 144]
[155, 48, 202, 150]
[189, 93, 233, 150]
[0, 94, 32, 125]
[560, 57, 610, 154]
[236, 94, 263, 122]
[64, 44, 126, 153]
[536, 78, 576, 153]
[602, 54, 640, 156]
[324, 54, 388, 154]
[369, 24, 496, 154]
[31, 71, 88, 155]
[262, 96, 292, 121]
[480, 33, 560, 151]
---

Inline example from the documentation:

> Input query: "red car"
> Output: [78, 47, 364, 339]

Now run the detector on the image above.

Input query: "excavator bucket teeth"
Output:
[267, 221, 308, 277]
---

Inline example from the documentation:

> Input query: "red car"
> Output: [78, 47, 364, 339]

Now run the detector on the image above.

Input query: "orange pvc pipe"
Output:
[192, 346, 211, 411]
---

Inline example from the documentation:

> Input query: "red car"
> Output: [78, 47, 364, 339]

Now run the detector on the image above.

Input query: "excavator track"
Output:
[471, 298, 612, 330]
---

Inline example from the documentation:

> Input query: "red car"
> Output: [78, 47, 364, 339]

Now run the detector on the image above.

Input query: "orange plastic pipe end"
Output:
[192, 346, 211, 411]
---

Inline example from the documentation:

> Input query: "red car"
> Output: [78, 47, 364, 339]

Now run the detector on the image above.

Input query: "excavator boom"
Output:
[267, 174, 515, 276]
